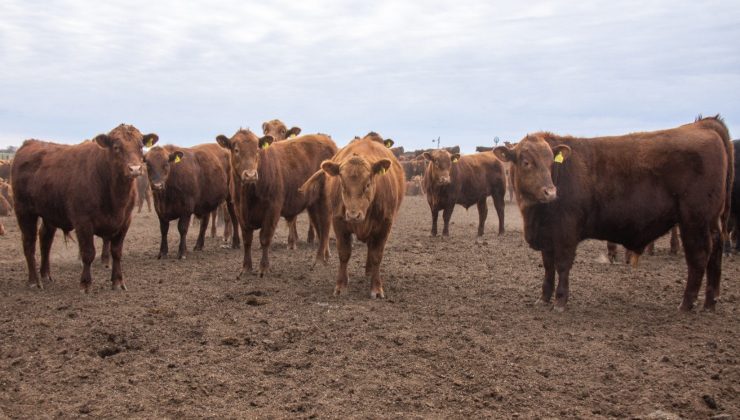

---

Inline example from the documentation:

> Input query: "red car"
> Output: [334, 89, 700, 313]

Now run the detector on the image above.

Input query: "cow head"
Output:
[493, 134, 571, 206]
[422, 149, 460, 186]
[364, 132, 394, 148]
[93, 124, 158, 179]
[262, 119, 301, 141]
[144, 147, 184, 191]
[321, 154, 392, 223]
[216, 129, 273, 184]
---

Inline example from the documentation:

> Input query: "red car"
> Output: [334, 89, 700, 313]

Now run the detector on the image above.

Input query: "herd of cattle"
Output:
[0, 116, 737, 311]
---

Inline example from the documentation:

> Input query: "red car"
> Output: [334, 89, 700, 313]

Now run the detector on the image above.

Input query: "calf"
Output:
[494, 116, 733, 311]
[422, 150, 506, 237]
[11, 124, 158, 292]
[302, 132, 405, 298]
[135, 168, 152, 213]
[145, 143, 239, 259]
[216, 129, 336, 277]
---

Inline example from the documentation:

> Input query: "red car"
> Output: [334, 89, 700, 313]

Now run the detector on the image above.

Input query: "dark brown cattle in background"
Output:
[607, 226, 681, 266]
[422, 150, 506, 237]
[302, 132, 405, 298]
[0, 178, 13, 209]
[145, 143, 239, 259]
[494, 116, 733, 311]
[390, 146, 404, 158]
[729, 139, 740, 252]
[400, 157, 426, 180]
[399, 145, 460, 161]
[217, 129, 336, 277]
[0, 160, 11, 180]
[0, 194, 9, 235]
[406, 175, 423, 196]
[11, 124, 158, 292]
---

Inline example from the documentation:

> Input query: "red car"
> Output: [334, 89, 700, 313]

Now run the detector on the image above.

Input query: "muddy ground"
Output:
[0, 196, 738, 418]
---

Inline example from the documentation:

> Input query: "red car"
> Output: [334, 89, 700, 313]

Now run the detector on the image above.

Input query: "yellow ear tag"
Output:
[452, 157, 459, 163]
[145, 139, 153, 147]
[384, 140, 393, 148]
[261, 142, 270, 150]
[289, 134, 296, 139]
[174, 155, 181, 164]
[379, 167, 387, 175]
[554, 152, 564, 163]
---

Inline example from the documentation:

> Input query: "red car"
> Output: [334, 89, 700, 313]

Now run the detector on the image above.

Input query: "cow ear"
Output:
[94, 134, 113, 148]
[259, 135, 274, 150]
[216, 135, 232, 149]
[422, 152, 433, 161]
[143, 133, 159, 148]
[451, 153, 461, 163]
[262, 122, 269, 134]
[383, 138, 394, 148]
[287, 127, 301, 138]
[169, 151, 184, 163]
[493, 146, 516, 163]
[372, 159, 392, 175]
[552, 145, 571, 163]
[321, 160, 340, 176]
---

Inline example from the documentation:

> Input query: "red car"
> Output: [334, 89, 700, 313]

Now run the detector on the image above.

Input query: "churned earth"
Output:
[0, 196, 738, 418]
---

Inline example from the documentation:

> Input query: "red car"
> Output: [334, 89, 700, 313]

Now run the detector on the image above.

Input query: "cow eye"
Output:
[522, 159, 531, 168]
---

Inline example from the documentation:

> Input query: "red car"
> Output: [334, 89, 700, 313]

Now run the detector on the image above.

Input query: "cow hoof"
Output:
[178, 255, 186, 260]
[702, 302, 716, 312]
[370, 289, 385, 299]
[333, 286, 347, 297]
[80, 284, 91, 294]
[157, 253, 167, 260]
[28, 281, 44, 290]
[552, 305, 566, 313]
[535, 298, 551, 307]
[40, 275, 53, 284]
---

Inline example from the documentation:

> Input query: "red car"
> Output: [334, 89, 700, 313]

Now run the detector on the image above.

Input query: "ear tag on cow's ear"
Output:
[145, 139, 153, 148]
[174, 155, 182, 164]
[554, 152, 564, 164]
[379, 167, 387, 175]
[384, 140, 393, 148]
[289, 134, 296, 139]
[261, 142, 270, 150]
[452, 157, 459, 163]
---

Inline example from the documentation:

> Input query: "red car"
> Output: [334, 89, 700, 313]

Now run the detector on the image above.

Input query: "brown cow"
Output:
[135, 168, 152, 213]
[302, 132, 405, 298]
[406, 175, 423, 196]
[494, 116, 733, 311]
[400, 157, 426, 180]
[607, 226, 681, 266]
[216, 129, 336, 277]
[0, 178, 12, 235]
[145, 143, 239, 259]
[422, 150, 506, 237]
[12, 124, 158, 292]
[0, 160, 11, 180]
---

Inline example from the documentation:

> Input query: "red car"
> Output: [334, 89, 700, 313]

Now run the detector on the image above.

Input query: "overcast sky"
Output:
[1, 0, 738, 152]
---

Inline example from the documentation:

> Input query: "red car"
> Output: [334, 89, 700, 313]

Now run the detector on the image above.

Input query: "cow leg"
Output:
[442, 205, 454, 236]
[258, 211, 280, 277]
[177, 215, 191, 259]
[145, 192, 152, 213]
[76, 226, 96, 293]
[194, 214, 208, 251]
[137, 196, 143, 213]
[553, 246, 576, 311]
[333, 222, 352, 296]
[431, 208, 440, 236]
[538, 250, 556, 305]
[18, 213, 41, 289]
[100, 238, 111, 268]
[239, 226, 254, 278]
[678, 224, 711, 312]
[606, 242, 618, 263]
[39, 221, 57, 284]
[492, 190, 505, 235]
[109, 231, 128, 291]
[308, 202, 330, 266]
[210, 210, 217, 238]
[646, 241, 655, 256]
[367, 227, 390, 299]
[286, 217, 298, 250]
[670, 226, 680, 255]
[476, 198, 488, 237]
[307, 224, 315, 244]
[158, 218, 170, 259]
[226, 200, 240, 249]
[704, 225, 723, 311]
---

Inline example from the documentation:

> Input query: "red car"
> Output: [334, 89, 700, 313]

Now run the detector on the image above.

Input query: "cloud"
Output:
[0, 0, 738, 150]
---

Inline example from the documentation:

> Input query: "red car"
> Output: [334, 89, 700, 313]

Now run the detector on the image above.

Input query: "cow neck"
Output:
[95, 152, 134, 211]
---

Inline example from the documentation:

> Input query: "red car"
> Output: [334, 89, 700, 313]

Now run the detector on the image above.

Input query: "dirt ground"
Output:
[0, 196, 738, 418]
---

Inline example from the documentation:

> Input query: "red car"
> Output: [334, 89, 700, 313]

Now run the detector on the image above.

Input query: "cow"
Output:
[216, 129, 336, 277]
[607, 226, 681, 266]
[0, 178, 12, 235]
[11, 124, 158, 292]
[494, 116, 733, 311]
[301, 132, 405, 298]
[422, 150, 506, 237]
[135, 168, 152, 213]
[729, 139, 740, 253]
[145, 143, 239, 259]
[400, 157, 426, 181]
[406, 175, 423, 196]
[0, 160, 11, 180]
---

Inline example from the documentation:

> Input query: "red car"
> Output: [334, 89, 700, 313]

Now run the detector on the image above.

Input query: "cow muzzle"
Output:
[128, 165, 143, 178]
[437, 176, 451, 186]
[152, 181, 165, 191]
[344, 209, 365, 223]
[540, 186, 557, 203]
[241, 169, 258, 184]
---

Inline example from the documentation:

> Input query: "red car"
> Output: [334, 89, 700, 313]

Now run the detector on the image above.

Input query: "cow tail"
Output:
[707, 116, 734, 241]
[298, 169, 326, 203]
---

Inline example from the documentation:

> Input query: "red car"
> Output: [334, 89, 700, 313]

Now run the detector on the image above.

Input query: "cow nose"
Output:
[542, 186, 557, 202]
[152, 182, 165, 191]
[345, 210, 364, 222]
[439, 176, 451, 185]
[129, 165, 142, 177]
[241, 170, 258, 183]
